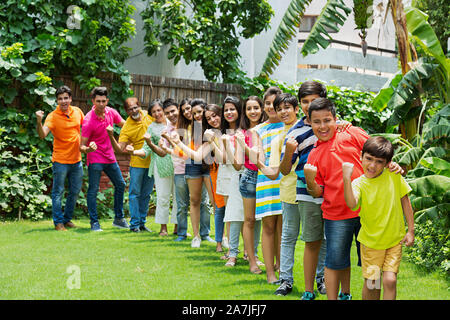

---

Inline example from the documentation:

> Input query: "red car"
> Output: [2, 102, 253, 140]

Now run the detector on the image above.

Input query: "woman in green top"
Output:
[133, 99, 177, 236]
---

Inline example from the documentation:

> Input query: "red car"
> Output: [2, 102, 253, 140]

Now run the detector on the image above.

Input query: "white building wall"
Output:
[123, 0, 398, 91]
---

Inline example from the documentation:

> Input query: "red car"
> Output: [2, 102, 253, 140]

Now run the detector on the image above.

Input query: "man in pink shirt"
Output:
[80, 87, 127, 232]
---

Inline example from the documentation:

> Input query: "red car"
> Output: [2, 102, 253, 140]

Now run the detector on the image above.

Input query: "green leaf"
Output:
[408, 175, 450, 198]
[420, 157, 450, 176]
[301, 0, 352, 57]
[259, 0, 313, 78]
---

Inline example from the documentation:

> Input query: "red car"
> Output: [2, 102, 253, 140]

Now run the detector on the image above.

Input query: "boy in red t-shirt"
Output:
[304, 98, 403, 300]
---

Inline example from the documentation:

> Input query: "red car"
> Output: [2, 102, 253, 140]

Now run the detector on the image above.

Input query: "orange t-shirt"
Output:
[44, 105, 84, 164]
[306, 126, 369, 220]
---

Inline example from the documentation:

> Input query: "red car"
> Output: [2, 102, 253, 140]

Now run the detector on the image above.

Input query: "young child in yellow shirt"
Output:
[342, 136, 415, 300]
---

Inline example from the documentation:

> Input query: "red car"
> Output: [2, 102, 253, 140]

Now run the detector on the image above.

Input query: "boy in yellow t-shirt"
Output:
[342, 136, 415, 300]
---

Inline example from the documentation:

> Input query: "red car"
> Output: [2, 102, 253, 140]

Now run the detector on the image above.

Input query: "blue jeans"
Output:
[128, 167, 154, 229]
[174, 174, 210, 237]
[279, 202, 327, 284]
[324, 217, 361, 270]
[87, 162, 125, 225]
[214, 205, 225, 242]
[51, 161, 83, 225]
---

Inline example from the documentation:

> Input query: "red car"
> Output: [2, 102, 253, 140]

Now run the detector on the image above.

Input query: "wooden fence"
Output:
[55, 73, 244, 115]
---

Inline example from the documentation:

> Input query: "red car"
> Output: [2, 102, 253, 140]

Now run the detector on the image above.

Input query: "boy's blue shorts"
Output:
[324, 217, 362, 270]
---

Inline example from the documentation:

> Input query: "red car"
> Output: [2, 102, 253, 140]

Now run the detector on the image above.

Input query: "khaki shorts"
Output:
[361, 243, 402, 280]
[299, 201, 324, 242]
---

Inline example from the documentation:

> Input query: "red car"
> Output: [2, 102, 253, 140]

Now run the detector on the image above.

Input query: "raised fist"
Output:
[106, 125, 114, 135]
[36, 110, 44, 122]
[342, 162, 354, 180]
[303, 163, 318, 183]
[285, 137, 298, 154]
[88, 141, 97, 152]
[125, 144, 134, 154]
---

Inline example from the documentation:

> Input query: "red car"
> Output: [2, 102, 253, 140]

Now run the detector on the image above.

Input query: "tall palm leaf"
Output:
[300, 0, 352, 56]
[259, 0, 313, 78]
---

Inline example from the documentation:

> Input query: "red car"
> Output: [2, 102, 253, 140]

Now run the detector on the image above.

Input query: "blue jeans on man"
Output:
[51, 161, 83, 225]
[128, 166, 154, 230]
[87, 162, 125, 225]
[174, 174, 210, 239]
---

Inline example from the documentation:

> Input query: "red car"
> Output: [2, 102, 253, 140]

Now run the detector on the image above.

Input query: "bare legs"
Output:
[242, 197, 261, 274]
[262, 215, 282, 283]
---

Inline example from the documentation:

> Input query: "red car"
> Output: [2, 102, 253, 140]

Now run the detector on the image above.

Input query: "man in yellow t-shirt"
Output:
[36, 85, 84, 231]
[109, 97, 154, 232]
[342, 136, 414, 300]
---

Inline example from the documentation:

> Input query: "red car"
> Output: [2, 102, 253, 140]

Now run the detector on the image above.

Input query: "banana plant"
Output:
[259, 0, 312, 78]
[300, 0, 352, 56]
[375, 104, 450, 226]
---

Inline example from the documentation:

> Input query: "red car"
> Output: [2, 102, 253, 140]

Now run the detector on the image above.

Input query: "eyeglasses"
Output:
[128, 105, 140, 111]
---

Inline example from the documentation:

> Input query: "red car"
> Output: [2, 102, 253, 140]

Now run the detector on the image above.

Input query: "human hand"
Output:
[303, 163, 318, 184]
[87, 141, 97, 153]
[285, 137, 298, 155]
[204, 129, 215, 143]
[235, 131, 245, 146]
[170, 131, 181, 144]
[400, 231, 414, 247]
[342, 162, 354, 180]
[36, 110, 44, 122]
[106, 125, 114, 135]
[125, 144, 134, 154]
[337, 120, 352, 132]
[143, 132, 152, 141]
[387, 161, 404, 175]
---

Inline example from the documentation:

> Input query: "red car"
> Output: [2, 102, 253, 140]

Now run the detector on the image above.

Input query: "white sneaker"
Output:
[222, 237, 229, 249]
[191, 236, 201, 248]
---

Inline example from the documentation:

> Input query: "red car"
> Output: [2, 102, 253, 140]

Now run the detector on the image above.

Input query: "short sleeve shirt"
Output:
[306, 126, 369, 220]
[352, 169, 412, 249]
[118, 110, 153, 168]
[82, 106, 124, 165]
[143, 121, 174, 178]
[44, 105, 84, 164]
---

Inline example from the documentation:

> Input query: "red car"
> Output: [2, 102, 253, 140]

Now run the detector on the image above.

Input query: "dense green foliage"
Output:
[240, 76, 391, 134]
[0, 0, 136, 219]
[141, 0, 273, 82]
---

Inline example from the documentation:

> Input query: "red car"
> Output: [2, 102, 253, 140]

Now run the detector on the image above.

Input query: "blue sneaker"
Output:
[113, 218, 129, 229]
[338, 291, 352, 300]
[301, 291, 316, 300]
[174, 236, 187, 242]
[91, 222, 103, 232]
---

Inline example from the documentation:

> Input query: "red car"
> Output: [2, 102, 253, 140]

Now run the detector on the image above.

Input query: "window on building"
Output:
[299, 15, 337, 33]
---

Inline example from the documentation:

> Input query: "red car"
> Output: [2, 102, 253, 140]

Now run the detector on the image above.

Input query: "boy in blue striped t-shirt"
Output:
[274, 81, 328, 300]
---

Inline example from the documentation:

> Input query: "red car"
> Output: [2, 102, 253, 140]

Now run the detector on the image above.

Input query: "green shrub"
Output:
[405, 219, 450, 278]
[0, 127, 51, 220]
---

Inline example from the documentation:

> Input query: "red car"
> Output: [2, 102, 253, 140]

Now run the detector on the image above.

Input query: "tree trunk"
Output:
[389, 0, 419, 140]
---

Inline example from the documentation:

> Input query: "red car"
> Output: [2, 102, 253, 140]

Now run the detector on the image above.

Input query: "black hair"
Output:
[263, 86, 282, 102]
[298, 81, 327, 100]
[221, 95, 242, 134]
[190, 98, 208, 147]
[56, 85, 72, 98]
[205, 104, 223, 129]
[91, 86, 108, 99]
[162, 98, 178, 110]
[240, 96, 266, 130]
[362, 136, 394, 163]
[177, 98, 192, 131]
[308, 98, 336, 119]
[273, 93, 299, 111]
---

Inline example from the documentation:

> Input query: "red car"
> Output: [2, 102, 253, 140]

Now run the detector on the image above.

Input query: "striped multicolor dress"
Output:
[255, 121, 284, 219]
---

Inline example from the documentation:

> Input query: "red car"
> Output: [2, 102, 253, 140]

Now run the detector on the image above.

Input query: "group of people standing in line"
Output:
[36, 80, 414, 300]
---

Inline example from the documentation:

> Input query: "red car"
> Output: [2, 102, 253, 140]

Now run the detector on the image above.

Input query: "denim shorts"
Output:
[185, 163, 210, 179]
[324, 217, 361, 270]
[239, 168, 258, 198]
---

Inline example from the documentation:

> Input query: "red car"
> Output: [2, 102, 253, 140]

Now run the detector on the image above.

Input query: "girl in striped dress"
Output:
[255, 87, 284, 283]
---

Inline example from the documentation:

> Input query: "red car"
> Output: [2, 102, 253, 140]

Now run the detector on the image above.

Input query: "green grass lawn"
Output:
[0, 217, 448, 300]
